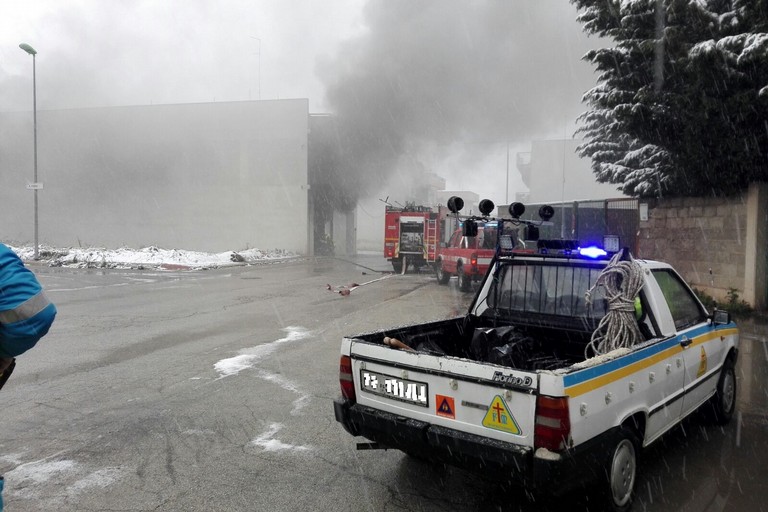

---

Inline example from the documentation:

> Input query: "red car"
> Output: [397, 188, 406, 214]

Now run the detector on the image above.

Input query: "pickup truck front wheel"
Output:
[435, 262, 451, 285]
[605, 428, 638, 512]
[710, 358, 736, 425]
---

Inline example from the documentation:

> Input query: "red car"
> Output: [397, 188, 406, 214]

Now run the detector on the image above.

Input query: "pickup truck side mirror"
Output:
[711, 309, 731, 325]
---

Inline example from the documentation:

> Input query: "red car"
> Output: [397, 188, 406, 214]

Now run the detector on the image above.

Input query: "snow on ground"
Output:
[8, 244, 300, 270]
[214, 326, 311, 378]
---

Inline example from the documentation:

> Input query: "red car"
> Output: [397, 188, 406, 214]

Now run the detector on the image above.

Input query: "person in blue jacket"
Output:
[0, 242, 57, 512]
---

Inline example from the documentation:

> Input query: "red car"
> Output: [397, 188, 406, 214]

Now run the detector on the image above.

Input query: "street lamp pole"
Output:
[19, 43, 39, 260]
[505, 141, 510, 205]
[250, 36, 261, 100]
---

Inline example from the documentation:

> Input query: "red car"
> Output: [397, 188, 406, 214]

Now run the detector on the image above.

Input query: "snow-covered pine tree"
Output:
[571, 0, 768, 197]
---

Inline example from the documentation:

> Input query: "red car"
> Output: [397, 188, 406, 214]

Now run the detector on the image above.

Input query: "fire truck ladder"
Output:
[425, 218, 438, 263]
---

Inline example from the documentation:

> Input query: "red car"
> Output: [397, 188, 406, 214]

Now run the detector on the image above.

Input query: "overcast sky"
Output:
[0, 0, 364, 110]
[0, 0, 604, 202]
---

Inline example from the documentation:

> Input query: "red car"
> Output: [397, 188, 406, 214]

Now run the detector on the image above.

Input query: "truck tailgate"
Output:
[349, 339, 538, 448]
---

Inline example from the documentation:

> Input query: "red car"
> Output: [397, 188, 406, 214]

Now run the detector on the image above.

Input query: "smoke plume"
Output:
[317, 0, 601, 205]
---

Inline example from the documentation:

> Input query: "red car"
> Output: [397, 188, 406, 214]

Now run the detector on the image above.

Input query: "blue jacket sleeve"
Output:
[0, 243, 57, 357]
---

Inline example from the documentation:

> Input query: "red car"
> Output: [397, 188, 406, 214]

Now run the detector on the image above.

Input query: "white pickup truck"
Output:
[333, 231, 739, 511]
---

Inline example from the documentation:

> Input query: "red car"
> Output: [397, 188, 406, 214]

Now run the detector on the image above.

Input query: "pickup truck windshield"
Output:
[484, 261, 608, 320]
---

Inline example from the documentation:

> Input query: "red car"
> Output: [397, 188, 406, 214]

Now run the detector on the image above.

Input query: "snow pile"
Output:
[8, 244, 300, 270]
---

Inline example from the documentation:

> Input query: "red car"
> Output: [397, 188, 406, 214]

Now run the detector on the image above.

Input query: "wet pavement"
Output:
[736, 317, 768, 416]
[1, 257, 766, 511]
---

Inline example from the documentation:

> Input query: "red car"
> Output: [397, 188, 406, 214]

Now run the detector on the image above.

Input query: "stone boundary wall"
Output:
[637, 195, 747, 303]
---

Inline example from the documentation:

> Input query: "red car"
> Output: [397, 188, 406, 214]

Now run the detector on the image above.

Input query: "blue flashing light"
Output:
[579, 246, 608, 259]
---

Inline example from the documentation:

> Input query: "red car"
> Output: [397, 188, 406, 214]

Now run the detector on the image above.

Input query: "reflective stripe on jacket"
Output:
[0, 243, 57, 358]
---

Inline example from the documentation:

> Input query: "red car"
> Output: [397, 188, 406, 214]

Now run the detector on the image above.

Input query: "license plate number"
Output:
[360, 370, 428, 407]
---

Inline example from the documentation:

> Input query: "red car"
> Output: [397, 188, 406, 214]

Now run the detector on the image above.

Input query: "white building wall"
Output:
[356, 195, 386, 254]
[521, 139, 624, 204]
[331, 209, 357, 256]
[0, 99, 309, 253]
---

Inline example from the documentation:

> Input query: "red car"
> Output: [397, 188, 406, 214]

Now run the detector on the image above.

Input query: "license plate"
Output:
[360, 369, 428, 407]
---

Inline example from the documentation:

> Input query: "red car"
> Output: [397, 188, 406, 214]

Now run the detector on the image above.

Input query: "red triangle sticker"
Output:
[436, 395, 455, 419]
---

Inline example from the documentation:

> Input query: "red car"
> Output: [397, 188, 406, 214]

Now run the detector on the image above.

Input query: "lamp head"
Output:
[478, 199, 495, 216]
[447, 196, 464, 214]
[538, 205, 555, 222]
[19, 43, 37, 56]
[508, 202, 525, 219]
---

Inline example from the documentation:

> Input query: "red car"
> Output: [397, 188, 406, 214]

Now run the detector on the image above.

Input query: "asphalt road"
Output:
[0, 256, 766, 512]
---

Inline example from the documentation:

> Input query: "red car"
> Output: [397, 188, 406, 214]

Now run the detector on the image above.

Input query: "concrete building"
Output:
[1, 99, 310, 254]
[516, 139, 624, 204]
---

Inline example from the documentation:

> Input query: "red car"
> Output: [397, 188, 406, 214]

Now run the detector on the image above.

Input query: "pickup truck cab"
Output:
[334, 243, 738, 511]
[435, 223, 497, 291]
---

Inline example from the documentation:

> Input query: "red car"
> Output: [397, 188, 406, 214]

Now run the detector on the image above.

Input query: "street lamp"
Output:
[19, 42, 39, 260]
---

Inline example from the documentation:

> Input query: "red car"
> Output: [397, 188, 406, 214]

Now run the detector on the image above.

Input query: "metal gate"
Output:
[520, 198, 639, 253]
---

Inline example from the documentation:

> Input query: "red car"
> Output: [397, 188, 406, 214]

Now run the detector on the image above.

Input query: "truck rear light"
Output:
[535, 395, 571, 452]
[470, 253, 478, 267]
[339, 355, 356, 402]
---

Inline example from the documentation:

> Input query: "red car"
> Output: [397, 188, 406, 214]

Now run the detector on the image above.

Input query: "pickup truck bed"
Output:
[352, 315, 596, 370]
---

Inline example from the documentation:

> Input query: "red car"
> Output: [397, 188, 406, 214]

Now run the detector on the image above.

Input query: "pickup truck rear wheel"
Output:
[457, 264, 472, 292]
[435, 261, 450, 284]
[710, 358, 736, 425]
[604, 428, 638, 512]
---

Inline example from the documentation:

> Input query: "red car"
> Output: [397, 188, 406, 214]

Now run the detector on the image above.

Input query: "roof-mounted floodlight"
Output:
[478, 199, 495, 216]
[538, 205, 555, 222]
[447, 196, 464, 214]
[508, 202, 525, 219]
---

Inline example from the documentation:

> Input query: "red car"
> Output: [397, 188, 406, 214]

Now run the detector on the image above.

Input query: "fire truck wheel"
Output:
[391, 259, 403, 274]
[457, 265, 472, 292]
[435, 261, 450, 284]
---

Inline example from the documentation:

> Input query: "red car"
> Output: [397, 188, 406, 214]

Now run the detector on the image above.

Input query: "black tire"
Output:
[435, 261, 450, 284]
[391, 259, 403, 274]
[604, 427, 638, 512]
[457, 264, 472, 292]
[710, 357, 737, 425]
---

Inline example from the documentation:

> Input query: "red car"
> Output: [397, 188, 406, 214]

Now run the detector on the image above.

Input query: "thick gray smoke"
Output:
[317, 0, 601, 205]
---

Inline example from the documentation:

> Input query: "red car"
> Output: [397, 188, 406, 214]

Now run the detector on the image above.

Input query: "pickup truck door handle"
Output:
[680, 336, 692, 348]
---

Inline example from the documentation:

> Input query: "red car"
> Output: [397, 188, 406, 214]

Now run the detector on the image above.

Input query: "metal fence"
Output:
[518, 198, 640, 253]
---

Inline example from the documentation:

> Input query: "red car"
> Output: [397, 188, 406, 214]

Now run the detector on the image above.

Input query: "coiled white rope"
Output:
[584, 250, 645, 357]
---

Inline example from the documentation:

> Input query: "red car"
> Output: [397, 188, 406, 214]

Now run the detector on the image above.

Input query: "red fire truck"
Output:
[383, 204, 441, 273]
[383, 199, 504, 280]
[434, 222, 498, 291]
